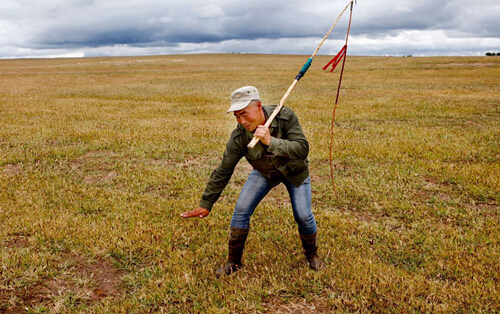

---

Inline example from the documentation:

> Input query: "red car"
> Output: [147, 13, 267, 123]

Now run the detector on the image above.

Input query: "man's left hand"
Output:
[254, 125, 271, 146]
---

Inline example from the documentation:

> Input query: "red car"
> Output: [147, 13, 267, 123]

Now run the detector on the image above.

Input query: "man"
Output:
[181, 86, 324, 275]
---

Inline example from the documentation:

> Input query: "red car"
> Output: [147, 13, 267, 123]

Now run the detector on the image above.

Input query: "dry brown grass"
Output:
[1, 54, 499, 313]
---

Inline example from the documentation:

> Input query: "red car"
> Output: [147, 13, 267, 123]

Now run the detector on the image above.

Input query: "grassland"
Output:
[0, 53, 499, 313]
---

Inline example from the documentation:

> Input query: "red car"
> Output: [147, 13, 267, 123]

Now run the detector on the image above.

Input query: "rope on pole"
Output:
[327, 1, 355, 228]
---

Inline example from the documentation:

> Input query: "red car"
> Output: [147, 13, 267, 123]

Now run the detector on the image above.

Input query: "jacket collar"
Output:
[262, 105, 284, 131]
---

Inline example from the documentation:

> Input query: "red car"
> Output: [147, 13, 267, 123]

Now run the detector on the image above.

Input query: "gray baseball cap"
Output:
[227, 86, 260, 113]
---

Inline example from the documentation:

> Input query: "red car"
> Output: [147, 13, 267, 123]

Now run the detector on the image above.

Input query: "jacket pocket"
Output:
[286, 158, 307, 173]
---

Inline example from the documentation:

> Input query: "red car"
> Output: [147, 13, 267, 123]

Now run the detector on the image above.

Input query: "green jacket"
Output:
[200, 105, 309, 211]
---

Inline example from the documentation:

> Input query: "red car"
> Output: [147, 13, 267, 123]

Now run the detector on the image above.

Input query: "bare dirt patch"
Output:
[310, 174, 330, 184]
[353, 210, 382, 223]
[70, 150, 120, 186]
[83, 170, 118, 185]
[1, 241, 126, 313]
[1, 164, 23, 176]
[180, 156, 212, 169]
[468, 202, 499, 218]
[5, 235, 30, 249]
[416, 177, 457, 203]
[47, 252, 125, 301]
[148, 158, 176, 166]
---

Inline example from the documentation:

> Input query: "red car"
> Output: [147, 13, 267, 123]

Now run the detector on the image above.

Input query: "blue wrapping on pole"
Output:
[295, 57, 313, 81]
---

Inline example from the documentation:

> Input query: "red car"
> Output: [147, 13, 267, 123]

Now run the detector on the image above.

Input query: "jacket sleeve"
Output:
[199, 133, 243, 211]
[267, 110, 309, 159]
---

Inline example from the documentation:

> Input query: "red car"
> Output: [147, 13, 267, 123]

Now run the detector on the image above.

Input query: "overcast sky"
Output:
[1, 0, 499, 59]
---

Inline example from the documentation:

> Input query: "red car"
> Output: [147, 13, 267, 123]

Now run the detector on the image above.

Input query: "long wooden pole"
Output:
[248, 0, 355, 149]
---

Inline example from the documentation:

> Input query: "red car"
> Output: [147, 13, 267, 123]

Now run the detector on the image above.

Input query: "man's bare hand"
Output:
[254, 125, 271, 146]
[180, 207, 210, 218]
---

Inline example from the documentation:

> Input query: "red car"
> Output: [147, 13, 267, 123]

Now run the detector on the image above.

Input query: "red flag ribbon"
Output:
[323, 45, 347, 72]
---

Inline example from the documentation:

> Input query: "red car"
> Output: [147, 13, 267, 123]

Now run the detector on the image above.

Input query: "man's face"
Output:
[233, 101, 265, 132]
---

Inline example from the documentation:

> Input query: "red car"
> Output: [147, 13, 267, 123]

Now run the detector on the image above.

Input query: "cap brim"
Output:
[226, 100, 251, 114]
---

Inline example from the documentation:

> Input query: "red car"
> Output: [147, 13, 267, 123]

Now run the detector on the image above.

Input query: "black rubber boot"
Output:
[299, 232, 325, 271]
[216, 227, 249, 276]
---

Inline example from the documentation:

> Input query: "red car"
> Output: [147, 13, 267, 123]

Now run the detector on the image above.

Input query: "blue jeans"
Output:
[230, 170, 318, 235]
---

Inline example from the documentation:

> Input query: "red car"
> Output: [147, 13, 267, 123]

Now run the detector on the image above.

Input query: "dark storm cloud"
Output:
[354, 0, 500, 39]
[30, 0, 342, 47]
[0, 0, 499, 58]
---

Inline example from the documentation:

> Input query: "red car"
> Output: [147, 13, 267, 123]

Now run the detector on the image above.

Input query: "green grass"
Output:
[1, 54, 499, 313]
